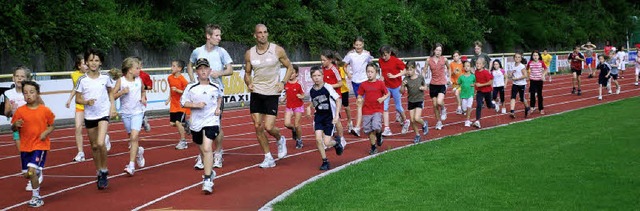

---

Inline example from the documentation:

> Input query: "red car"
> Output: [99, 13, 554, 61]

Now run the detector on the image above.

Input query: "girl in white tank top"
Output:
[112, 57, 147, 176]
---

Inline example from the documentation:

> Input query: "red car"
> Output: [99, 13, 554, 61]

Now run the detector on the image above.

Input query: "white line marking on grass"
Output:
[258, 96, 638, 210]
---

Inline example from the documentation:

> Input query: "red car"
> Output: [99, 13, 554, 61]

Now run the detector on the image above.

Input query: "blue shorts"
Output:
[21, 150, 47, 172]
[121, 112, 144, 133]
[585, 57, 593, 65]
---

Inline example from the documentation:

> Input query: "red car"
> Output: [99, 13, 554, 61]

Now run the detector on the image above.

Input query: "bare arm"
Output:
[111, 79, 126, 100]
[66, 90, 77, 108]
[108, 86, 117, 118]
[187, 62, 195, 82]
[244, 50, 254, 91]
[277, 46, 294, 92]
[4, 96, 11, 117]
[39, 124, 55, 141]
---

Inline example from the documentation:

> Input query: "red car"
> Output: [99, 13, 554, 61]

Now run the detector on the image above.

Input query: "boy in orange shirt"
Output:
[166, 60, 191, 150]
[12, 81, 55, 208]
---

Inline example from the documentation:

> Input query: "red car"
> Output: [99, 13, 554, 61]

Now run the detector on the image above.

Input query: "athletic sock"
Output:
[265, 153, 273, 159]
[32, 188, 40, 197]
[129, 161, 135, 168]
[322, 158, 328, 163]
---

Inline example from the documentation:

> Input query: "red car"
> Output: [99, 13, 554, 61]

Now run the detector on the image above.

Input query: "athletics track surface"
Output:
[0, 73, 638, 210]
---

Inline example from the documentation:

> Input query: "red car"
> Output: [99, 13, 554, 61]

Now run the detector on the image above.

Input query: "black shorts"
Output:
[610, 74, 618, 80]
[571, 69, 582, 76]
[407, 101, 424, 110]
[429, 84, 447, 98]
[191, 126, 220, 145]
[250, 93, 279, 116]
[598, 77, 609, 86]
[341, 92, 349, 107]
[84, 116, 109, 129]
[313, 120, 334, 136]
[510, 85, 526, 102]
[169, 112, 185, 123]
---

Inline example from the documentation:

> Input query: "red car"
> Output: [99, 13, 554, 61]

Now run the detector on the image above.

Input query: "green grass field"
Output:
[274, 97, 640, 210]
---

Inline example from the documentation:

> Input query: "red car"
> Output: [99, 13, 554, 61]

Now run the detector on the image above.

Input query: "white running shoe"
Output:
[440, 108, 447, 121]
[175, 140, 188, 150]
[381, 127, 392, 136]
[435, 121, 443, 130]
[401, 120, 410, 134]
[347, 121, 354, 133]
[202, 178, 214, 194]
[143, 116, 151, 132]
[635, 82, 638, 86]
[472, 121, 481, 128]
[105, 134, 111, 152]
[27, 196, 44, 208]
[124, 164, 135, 176]
[616, 86, 620, 94]
[608, 88, 612, 94]
[464, 120, 472, 127]
[213, 152, 223, 168]
[277, 136, 287, 159]
[350, 127, 361, 137]
[501, 108, 507, 114]
[259, 155, 276, 168]
[194, 154, 204, 170]
[136, 147, 145, 168]
[455, 108, 463, 115]
[493, 101, 499, 112]
[597, 96, 602, 100]
[73, 152, 85, 162]
[340, 136, 347, 149]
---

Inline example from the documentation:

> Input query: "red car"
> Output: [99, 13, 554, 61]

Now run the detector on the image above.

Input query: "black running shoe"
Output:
[571, 88, 576, 94]
[97, 171, 109, 190]
[319, 160, 330, 170]
[334, 139, 344, 156]
[295, 139, 303, 149]
[524, 107, 530, 118]
[376, 132, 383, 147]
[369, 147, 378, 155]
[577, 90, 582, 96]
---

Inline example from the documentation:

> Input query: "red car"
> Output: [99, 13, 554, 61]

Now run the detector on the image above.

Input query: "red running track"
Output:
[0, 73, 638, 210]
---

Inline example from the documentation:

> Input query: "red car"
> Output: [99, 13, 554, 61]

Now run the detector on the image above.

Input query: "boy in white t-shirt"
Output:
[181, 58, 223, 194]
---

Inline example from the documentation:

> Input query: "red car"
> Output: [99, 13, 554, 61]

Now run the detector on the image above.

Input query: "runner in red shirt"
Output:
[472, 57, 494, 129]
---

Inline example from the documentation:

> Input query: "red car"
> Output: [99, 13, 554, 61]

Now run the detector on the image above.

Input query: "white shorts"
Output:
[635, 67, 640, 75]
[619, 62, 625, 71]
[461, 97, 474, 110]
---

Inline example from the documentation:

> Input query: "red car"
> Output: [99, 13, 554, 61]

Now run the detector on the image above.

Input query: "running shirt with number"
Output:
[190, 45, 233, 91]
[181, 82, 222, 131]
[284, 81, 304, 108]
[12, 105, 55, 152]
[249, 44, 281, 96]
[343, 50, 373, 83]
[357, 80, 388, 115]
[5, 88, 26, 115]
[71, 70, 85, 110]
[526, 61, 547, 81]
[510, 63, 527, 86]
[118, 76, 144, 115]
[491, 69, 506, 87]
[310, 83, 340, 124]
[379, 55, 406, 88]
[428, 56, 448, 85]
[75, 73, 114, 120]
[323, 65, 342, 94]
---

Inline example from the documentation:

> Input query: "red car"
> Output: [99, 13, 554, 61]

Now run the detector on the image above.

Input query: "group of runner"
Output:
[7, 22, 640, 207]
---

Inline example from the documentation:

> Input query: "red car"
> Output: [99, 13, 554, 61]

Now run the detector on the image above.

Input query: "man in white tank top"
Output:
[244, 24, 294, 168]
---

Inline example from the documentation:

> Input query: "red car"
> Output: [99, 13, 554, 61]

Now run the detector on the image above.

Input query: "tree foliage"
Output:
[1, 0, 638, 69]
